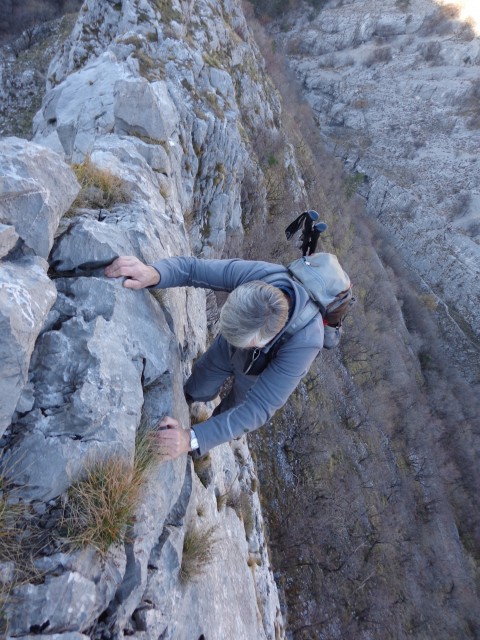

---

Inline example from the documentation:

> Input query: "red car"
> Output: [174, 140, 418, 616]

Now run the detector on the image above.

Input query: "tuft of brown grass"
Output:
[63, 427, 164, 555]
[180, 525, 217, 583]
[238, 492, 255, 539]
[133, 426, 165, 479]
[69, 156, 131, 211]
[0, 486, 55, 623]
[64, 456, 139, 554]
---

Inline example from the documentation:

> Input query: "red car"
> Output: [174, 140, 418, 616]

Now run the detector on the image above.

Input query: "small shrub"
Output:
[344, 172, 367, 198]
[71, 157, 131, 211]
[364, 46, 392, 68]
[420, 5, 460, 36]
[153, 0, 182, 23]
[135, 50, 161, 80]
[419, 41, 443, 65]
[180, 525, 217, 583]
[395, 0, 411, 11]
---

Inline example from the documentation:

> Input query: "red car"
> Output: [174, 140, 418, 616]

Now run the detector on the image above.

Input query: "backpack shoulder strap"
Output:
[261, 270, 321, 340]
[283, 299, 320, 338]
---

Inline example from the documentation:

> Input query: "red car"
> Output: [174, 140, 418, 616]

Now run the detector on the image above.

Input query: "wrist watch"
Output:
[190, 428, 199, 452]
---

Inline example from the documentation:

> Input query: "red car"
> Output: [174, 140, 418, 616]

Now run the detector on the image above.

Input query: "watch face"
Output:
[190, 430, 199, 450]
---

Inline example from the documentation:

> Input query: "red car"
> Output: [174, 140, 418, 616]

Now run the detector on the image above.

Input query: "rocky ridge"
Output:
[0, 0, 287, 637]
[273, 0, 480, 359]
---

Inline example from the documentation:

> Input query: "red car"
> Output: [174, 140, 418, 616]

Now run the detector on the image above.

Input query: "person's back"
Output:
[105, 255, 324, 458]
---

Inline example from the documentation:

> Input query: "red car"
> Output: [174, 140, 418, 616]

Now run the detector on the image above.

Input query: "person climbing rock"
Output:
[105, 255, 324, 459]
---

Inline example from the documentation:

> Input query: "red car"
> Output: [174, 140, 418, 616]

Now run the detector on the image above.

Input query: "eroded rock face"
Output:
[274, 0, 480, 340]
[0, 0, 286, 636]
[0, 137, 79, 258]
[0, 256, 56, 438]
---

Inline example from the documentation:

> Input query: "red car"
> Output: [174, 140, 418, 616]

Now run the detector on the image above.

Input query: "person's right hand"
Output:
[104, 256, 160, 289]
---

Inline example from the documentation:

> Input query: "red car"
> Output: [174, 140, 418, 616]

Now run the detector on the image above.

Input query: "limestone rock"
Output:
[3, 274, 183, 501]
[0, 137, 79, 258]
[0, 223, 18, 258]
[114, 79, 179, 142]
[0, 255, 56, 437]
[0, 0, 287, 636]
[8, 542, 126, 632]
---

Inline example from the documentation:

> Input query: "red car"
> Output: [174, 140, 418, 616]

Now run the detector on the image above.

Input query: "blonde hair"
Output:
[218, 281, 289, 348]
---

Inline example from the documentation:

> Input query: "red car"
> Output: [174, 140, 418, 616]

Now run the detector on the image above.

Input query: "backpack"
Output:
[284, 252, 355, 349]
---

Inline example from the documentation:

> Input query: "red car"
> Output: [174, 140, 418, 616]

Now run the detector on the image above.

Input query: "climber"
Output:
[105, 255, 324, 459]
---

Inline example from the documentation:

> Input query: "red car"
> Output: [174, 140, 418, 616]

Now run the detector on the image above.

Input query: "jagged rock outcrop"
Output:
[0, 137, 79, 438]
[272, 0, 480, 347]
[0, 0, 285, 637]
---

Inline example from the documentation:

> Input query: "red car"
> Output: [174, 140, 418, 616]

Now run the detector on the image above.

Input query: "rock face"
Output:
[0, 255, 56, 437]
[273, 0, 480, 342]
[0, 137, 79, 258]
[0, 0, 285, 637]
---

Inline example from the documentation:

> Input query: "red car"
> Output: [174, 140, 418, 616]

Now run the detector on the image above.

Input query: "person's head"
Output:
[218, 280, 289, 348]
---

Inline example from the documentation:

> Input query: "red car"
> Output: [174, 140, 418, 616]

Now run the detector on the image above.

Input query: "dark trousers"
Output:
[184, 335, 257, 415]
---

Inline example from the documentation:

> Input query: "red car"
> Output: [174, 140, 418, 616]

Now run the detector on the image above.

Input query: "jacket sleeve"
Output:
[193, 319, 324, 454]
[150, 256, 284, 292]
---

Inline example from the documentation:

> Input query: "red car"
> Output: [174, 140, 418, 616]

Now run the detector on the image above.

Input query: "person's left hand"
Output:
[154, 416, 191, 460]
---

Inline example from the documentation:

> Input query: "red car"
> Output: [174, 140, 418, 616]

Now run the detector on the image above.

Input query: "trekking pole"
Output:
[284, 210, 328, 256]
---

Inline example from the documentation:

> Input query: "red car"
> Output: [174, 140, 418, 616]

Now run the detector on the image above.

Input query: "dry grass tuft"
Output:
[238, 492, 256, 539]
[70, 156, 131, 211]
[133, 426, 165, 479]
[180, 525, 218, 583]
[0, 486, 56, 623]
[64, 427, 164, 555]
[64, 456, 139, 554]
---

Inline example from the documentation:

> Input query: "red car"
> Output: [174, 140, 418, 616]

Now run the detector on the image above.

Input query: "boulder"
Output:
[34, 52, 133, 161]
[0, 137, 79, 258]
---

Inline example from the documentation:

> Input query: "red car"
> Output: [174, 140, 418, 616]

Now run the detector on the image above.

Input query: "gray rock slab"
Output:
[0, 223, 18, 258]
[107, 459, 189, 633]
[0, 137, 79, 258]
[4, 538, 126, 638]
[0, 256, 56, 437]
[34, 52, 133, 162]
[49, 218, 132, 272]
[114, 79, 179, 142]
[3, 275, 179, 501]
[7, 572, 107, 635]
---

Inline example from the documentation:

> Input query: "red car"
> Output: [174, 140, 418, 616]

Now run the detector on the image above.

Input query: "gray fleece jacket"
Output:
[151, 256, 324, 454]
